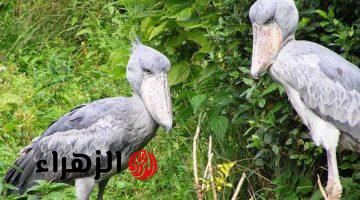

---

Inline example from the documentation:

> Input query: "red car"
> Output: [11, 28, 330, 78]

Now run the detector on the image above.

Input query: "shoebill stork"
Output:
[4, 39, 173, 200]
[249, 0, 360, 199]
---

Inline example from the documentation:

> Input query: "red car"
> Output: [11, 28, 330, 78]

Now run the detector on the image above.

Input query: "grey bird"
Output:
[249, 0, 359, 199]
[4, 39, 173, 200]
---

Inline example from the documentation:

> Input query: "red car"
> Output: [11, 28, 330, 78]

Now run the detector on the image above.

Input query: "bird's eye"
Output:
[265, 18, 275, 25]
[144, 69, 152, 74]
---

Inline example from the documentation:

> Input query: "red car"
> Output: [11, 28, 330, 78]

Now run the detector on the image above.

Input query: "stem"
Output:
[231, 173, 246, 200]
[193, 115, 203, 200]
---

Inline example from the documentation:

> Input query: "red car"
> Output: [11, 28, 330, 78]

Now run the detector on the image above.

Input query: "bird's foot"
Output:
[326, 181, 342, 200]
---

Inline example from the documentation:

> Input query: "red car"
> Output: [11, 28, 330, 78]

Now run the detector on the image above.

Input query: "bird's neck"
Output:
[129, 93, 159, 141]
[130, 93, 147, 114]
[130, 93, 157, 125]
[283, 35, 296, 47]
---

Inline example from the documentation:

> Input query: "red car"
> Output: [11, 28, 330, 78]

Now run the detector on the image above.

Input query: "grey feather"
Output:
[271, 40, 360, 146]
[5, 96, 158, 192]
[250, 1, 356, 197]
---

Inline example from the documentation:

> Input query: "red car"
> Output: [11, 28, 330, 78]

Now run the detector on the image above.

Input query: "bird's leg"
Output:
[97, 178, 110, 200]
[281, 82, 343, 199]
[75, 177, 96, 200]
[326, 148, 342, 200]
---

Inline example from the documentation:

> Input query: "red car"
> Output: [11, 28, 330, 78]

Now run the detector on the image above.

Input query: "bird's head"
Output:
[249, 0, 299, 79]
[127, 39, 173, 132]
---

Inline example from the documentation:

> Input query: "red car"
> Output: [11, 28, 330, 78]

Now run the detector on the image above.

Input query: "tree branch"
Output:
[193, 116, 203, 200]
[207, 136, 217, 200]
[231, 173, 246, 200]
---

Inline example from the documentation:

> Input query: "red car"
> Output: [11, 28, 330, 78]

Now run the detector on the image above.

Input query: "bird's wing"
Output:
[6, 97, 132, 187]
[277, 42, 360, 142]
[20, 97, 130, 154]
[33, 114, 128, 180]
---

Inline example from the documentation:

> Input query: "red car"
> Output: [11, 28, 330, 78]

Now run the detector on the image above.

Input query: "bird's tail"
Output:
[4, 150, 36, 195]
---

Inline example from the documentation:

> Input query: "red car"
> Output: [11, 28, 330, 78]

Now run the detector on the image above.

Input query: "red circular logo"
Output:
[128, 149, 157, 180]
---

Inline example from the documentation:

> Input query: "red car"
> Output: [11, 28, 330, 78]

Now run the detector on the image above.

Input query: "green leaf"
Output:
[70, 16, 78, 26]
[315, 10, 329, 20]
[195, 0, 209, 13]
[258, 99, 266, 108]
[107, 5, 115, 16]
[243, 78, 253, 86]
[199, 63, 218, 82]
[239, 67, 249, 73]
[3, 183, 18, 191]
[168, 62, 191, 86]
[190, 94, 207, 112]
[296, 178, 312, 194]
[109, 48, 130, 68]
[175, 7, 194, 22]
[319, 21, 330, 27]
[165, 34, 185, 54]
[0, 93, 23, 111]
[270, 102, 284, 114]
[149, 21, 168, 41]
[76, 28, 93, 36]
[185, 29, 213, 53]
[210, 115, 229, 139]
[272, 145, 279, 154]
[299, 17, 310, 28]
[262, 82, 279, 96]
[164, 2, 190, 17]
[310, 190, 323, 200]
[285, 138, 293, 145]
[141, 17, 154, 32]
[328, 8, 334, 19]
[340, 162, 352, 170]
[176, 17, 208, 29]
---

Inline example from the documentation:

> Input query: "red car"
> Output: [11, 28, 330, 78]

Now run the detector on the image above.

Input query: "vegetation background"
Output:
[0, 0, 359, 199]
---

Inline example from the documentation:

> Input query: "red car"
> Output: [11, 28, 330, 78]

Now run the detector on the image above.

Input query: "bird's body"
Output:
[5, 40, 173, 200]
[6, 96, 157, 190]
[249, 0, 359, 199]
[271, 40, 360, 152]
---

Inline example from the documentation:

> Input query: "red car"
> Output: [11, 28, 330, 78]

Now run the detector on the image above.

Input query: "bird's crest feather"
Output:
[132, 37, 142, 50]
